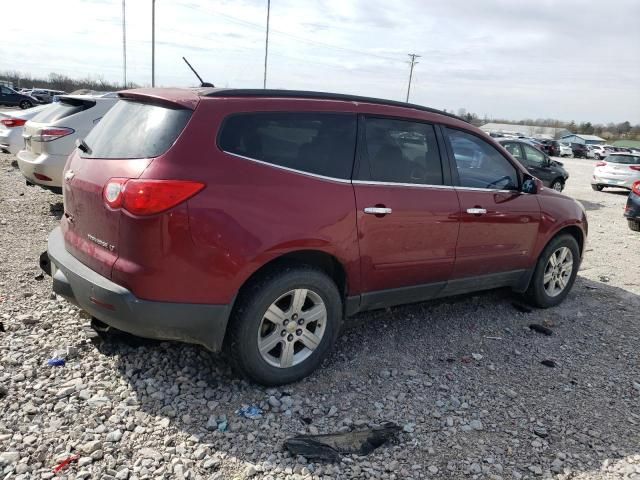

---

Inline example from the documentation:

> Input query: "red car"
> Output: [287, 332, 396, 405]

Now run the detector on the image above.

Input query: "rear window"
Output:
[606, 155, 640, 165]
[31, 98, 94, 123]
[81, 100, 192, 159]
[218, 112, 357, 179]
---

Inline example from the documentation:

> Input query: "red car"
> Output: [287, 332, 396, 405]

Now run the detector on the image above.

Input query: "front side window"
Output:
[363, 117, 443, 185]
[0, 87, 12, 95]
[218, 112, 357, 180]
[447, 128, 519, 190]
[522, 144, 546, 166]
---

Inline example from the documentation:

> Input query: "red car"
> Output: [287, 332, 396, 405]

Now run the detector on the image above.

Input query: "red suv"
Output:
[45, 88, 588, 385]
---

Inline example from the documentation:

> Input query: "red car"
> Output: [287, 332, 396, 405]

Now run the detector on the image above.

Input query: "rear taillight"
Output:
[595, 161, 607, 167]
[103, 178, 205, 216]
[633, 181, 640, 195]
[629, 165, 640, 171]
[32, 127, 75, 142]
[0, 118, 27, 128]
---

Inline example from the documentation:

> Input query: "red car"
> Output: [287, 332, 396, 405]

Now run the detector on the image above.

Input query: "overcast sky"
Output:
[1, 0, 639, 123]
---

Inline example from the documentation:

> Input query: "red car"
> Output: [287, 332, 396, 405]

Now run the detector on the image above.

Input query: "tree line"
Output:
[448, 109, 640, 141]
[1, 71, 137, 94]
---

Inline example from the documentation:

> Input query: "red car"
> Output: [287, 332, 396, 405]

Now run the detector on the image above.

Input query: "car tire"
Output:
[550, 179, 564, 192]
[523, 234, 580, 308]
[226, 265, 342, 385]
[628, 220, 640, 232]
[19, 100, 33, 109]
[591, 184, 604, 191]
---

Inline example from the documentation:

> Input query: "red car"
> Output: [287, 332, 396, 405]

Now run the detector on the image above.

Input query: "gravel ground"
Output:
[1, 151, 639, 480]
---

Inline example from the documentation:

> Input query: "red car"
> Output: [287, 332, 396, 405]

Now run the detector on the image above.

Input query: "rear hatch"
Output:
[62, 97, 194, 278]
[23, 97, 95, 155]
[601, 155, 640, 178]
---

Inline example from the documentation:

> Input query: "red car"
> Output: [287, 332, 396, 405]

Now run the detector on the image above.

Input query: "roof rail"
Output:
[203, 88, 467, 123]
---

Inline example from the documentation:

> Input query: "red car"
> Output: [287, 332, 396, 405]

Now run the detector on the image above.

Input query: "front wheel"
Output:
[591, 184, 604, 191]
[550, 179, 564, 192]
[19, 100, 33, 109]
[523, 234, 580, 308]
[226, 266, 342, 385]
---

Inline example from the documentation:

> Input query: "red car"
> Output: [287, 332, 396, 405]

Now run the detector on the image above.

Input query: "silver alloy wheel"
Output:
[543, 246, 574, 297]
[552, 181, 563, 191]
[257, 288, 327, 368]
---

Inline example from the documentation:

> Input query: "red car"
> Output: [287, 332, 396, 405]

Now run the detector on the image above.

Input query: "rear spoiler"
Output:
[57, 96, 97, 108]
[117, 89, 199, 110]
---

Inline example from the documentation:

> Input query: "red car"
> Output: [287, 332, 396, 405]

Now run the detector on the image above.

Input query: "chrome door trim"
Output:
[222, 151, 352, 185]
[352, 180, 454, 190]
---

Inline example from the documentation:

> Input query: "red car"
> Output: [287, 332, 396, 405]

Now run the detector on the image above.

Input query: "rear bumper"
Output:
[46, 227, 231, 352]
[16, 149, 67, 188]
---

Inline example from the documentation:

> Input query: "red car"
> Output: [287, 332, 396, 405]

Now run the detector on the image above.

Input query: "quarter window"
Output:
[218, 113, 357, 180]
[447, 128, 519, 190]
[362, 117, 443, 185]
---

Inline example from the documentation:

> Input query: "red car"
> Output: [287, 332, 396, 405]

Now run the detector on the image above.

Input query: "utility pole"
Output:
[406, 53, 420, 102]
[151, 0, 156, 87]
[263, 0, 271, 89]
[122, 0, 127, 88]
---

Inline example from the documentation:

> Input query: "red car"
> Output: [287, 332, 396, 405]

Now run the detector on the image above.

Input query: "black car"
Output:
[498, 139, 569, 191]
[539, 139, 560, 157]
[624, 181, 640, 231]
[0, 86, 38, 109]
[571, 143, 589, 159]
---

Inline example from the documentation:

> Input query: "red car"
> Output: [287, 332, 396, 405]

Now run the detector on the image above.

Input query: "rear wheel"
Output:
[628, 220, 640, 232]
[524, 234, 580, 308]
[19, 100, 33, 109]
[591, 184, 604, 191]
[550, 179, 564, 192]
[226, 266, 342, 385]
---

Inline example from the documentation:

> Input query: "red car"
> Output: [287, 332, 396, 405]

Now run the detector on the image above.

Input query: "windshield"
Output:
[81, 100, 192, 159]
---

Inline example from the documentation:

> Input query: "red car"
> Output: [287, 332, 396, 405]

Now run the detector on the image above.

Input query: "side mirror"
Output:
[522, 175, 538, 194]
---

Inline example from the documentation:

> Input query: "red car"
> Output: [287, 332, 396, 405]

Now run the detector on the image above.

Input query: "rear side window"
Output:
[31, 99, 92, 123]
[362, 117, 443, 185]
[218, 112, 357, 179]
[606, 155, 640, 165]
[81, 100, 192, 159]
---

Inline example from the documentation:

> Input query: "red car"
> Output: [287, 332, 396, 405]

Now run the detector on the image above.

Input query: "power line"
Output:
[122, 0, 127, 87]
[263, 0, 270, 89]
[406, 53, 420, 102]
[177, 2, 404, 64]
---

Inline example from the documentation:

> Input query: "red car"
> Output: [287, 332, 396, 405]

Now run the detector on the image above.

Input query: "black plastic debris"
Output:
[512, 302, 533, 313]
[284, 422, 401, 462]
[541, 359, 557, 368]
[0, 322, 4, 332]
[529, 324, 553, 336]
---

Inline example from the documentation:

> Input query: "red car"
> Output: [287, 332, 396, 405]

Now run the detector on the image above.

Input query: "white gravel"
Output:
[1, 151, 639, 479]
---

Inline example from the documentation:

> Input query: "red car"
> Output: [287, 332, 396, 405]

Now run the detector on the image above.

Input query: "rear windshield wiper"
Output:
[76, 138, 92, 155]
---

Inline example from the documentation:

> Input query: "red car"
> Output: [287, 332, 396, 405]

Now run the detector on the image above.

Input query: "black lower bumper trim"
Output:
[46, 227, 231, 352]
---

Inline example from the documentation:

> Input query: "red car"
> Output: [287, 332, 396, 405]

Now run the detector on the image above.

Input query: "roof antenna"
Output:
[182, 57, 214, 87]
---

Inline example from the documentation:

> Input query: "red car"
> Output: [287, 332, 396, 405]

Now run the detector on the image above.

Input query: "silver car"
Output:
[591, 152, 640, 191]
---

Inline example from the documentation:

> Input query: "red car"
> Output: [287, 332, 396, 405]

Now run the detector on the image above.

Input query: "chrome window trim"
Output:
[454, 186, 518, 193]
[222, 150, 352, 184]
[352, 180, 453, 190]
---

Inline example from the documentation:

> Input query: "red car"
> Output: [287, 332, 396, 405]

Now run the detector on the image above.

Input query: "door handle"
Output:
[466, 208, 487, 215]
[364, 207, 392, 215]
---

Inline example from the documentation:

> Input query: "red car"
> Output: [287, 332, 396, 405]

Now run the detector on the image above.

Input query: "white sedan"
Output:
[0, 105, 49, 154]
[591, 152, 640, 191]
